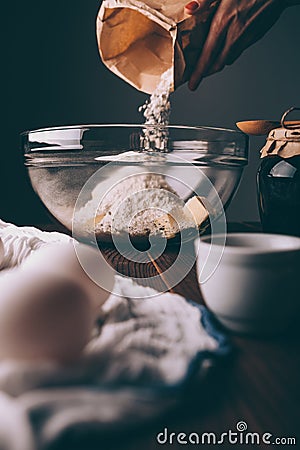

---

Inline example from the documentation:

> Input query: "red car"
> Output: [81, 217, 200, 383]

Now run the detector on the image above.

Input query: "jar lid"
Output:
[261, 107, 300, 158]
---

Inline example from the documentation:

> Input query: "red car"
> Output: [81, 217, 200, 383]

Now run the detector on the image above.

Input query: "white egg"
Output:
[21, 242, 115, 313]
[0, 270, 93, 362]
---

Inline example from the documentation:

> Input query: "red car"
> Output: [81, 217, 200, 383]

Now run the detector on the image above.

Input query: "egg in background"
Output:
[0, 242, 115, 363]
[21, 242, 115, 314]
[0, 269, 93, 362]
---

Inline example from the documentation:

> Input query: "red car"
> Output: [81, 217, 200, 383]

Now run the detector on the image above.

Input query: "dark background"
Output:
[1, 0, 299, 226]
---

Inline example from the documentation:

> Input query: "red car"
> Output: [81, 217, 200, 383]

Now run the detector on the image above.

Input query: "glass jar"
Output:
[257, 108, 300, 237]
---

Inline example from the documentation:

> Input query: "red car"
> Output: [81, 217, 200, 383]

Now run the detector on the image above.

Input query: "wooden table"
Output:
[43, 223, 300, 449]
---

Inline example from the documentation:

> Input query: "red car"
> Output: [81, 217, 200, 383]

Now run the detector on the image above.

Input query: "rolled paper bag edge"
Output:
[98, 0, 178, 29]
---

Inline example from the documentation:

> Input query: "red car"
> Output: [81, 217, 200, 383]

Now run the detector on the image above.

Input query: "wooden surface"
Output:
[42, 223, 300, 449]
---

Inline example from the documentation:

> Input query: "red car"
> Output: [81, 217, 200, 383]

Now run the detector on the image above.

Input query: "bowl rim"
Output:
[20, 123, 246, 137]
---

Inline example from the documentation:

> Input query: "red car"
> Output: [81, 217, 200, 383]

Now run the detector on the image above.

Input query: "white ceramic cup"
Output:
[195, 233, 300, 334]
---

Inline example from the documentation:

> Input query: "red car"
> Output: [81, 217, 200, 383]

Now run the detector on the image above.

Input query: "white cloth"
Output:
[0, 220, 228, 450]
[0, 220, 72, 270]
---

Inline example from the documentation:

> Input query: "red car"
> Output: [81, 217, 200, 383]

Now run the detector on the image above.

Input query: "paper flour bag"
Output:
[96, 0, 218, 94]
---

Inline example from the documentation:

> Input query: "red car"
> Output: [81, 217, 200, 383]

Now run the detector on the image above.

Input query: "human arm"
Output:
[185, 0, 299, 90]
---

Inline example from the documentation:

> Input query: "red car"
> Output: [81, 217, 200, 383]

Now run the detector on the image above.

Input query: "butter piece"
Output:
[184, 196, 209, 227]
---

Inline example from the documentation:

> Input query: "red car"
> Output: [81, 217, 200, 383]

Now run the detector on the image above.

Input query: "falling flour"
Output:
[138, 68, 172, 151]
[139, 68, 172, 126]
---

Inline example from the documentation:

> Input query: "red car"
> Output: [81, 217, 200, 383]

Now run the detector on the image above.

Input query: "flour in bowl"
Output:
[75, 165, 192, 239]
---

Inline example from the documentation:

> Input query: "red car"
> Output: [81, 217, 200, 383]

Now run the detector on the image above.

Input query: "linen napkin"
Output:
[0, 219, 230, 450]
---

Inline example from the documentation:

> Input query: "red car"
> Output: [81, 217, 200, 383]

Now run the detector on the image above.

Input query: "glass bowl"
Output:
[23, 125, 248, 246]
